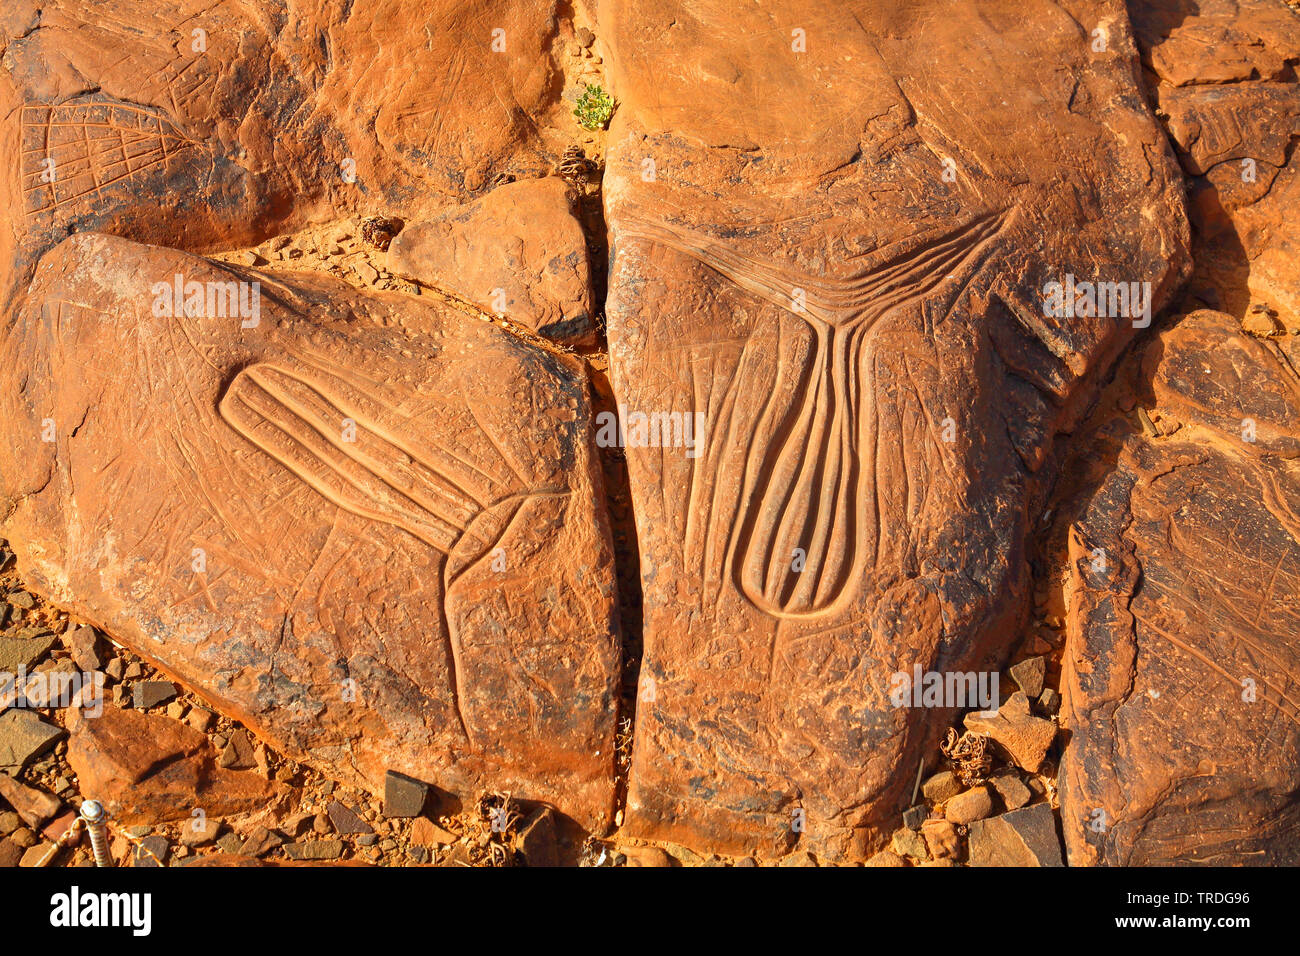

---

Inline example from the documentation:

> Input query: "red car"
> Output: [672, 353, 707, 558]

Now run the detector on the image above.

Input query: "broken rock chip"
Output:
[0, 711, 65, 774]
[387, 177, 596, 345]
[1, 233, 621, 831]
[989, 773, 1033, 812]
[326, 800, 373, 836]
[603, 0, 1188, 861]
[944, 786, 994, 826]
[65, 705, 278, 826]
[921, 770, 963, 804]
[383, 771, 429, 818]
[1059, 310, 1300, 865]
[964, 693, 1057, 774]
[0, 773, 61, 828]
[920, 819, 961, 861]
[1009, 656, 1046, 698]
[968, 804, 1063, 867]
[0, 632, 56, 675]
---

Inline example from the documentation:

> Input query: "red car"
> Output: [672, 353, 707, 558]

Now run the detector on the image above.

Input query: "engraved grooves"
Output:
[20, 102, 199, 217]
[625, 210, 1011, 618]
[219, 357, 568, 746]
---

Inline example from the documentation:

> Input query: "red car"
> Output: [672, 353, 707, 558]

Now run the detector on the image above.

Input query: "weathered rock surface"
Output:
[0, 710, 64, 773]
[2, 234, 621, 829]
[968, 804, 1064, 867]
[964, 692, 1058, 773]
[602, 0, 1189, 860]
[1059, 308, 1300, 865]
[65, 704, 279, 826]
[1133, 0, 1300, 326]
[387, 177, 596, 344]
[0, 0, 572, 307]
[7, 0, 1297, 868]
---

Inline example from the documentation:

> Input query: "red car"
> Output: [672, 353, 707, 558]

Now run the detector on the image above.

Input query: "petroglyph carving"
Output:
[219, 357, 571, 743]
[20, 101, 199, 217]
[621, 211, 1011, 618]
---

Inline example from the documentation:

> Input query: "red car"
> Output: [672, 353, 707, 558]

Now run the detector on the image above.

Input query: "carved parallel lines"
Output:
[220, 363, 494, 553]
[619, 210, 1007, 330]
[289, 344, 513, 499]
[20, 103, 198, 216]
[626, 209, 1012, 618]
[219, 357, 568, 748]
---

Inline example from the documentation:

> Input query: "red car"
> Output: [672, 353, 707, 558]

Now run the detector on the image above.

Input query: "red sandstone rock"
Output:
[0, 773, 61, 828]
[2, 234, 621, 829]
[1058, 309, 1300, 865]
[964, 693, 1058, 773]
[388, 178, 596, 345]
[601, 0, 1189, 860]
[65, 704, 279, 826]
[1133, 0, 1300, 326]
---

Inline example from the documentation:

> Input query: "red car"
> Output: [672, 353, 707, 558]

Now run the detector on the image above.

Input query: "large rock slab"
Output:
[601, 0, 1189, 860]
[0, 233, 621, 829]
[1059, 309, 1300, 865]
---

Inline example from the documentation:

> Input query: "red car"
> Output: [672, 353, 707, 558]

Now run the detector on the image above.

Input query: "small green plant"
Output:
[573, 84, 614, 131]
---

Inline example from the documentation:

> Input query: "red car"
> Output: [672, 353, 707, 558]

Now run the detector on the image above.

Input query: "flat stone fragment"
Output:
[218, 731, 256, 772]
[0, 774, 61, 828]
[240, 825, 286, 857]
[0, 235, 621, 831]
[64, 705, 278, 826]
[964, 693, 1057, 773]
[1009, 656, 1046, 698]
[968, 804, 1063, 868]
[0, 711, 65, 774]
[284, 840, 345, 861]
[989, 773, 1032, 812]
[132, 835, 170, 867]
[326, 800, 373, 836]
[382, 771, 429, 818]
[132, 681, 177, 710]
[179, 817, 222, 848]
[605, 0, 1188, 862]
[0, 633, 55, 675]
[409, 818, 456, 847]
[19, 842, 54, 867]
[68, 626, 103, 672]
[515, 806, 559, 867]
